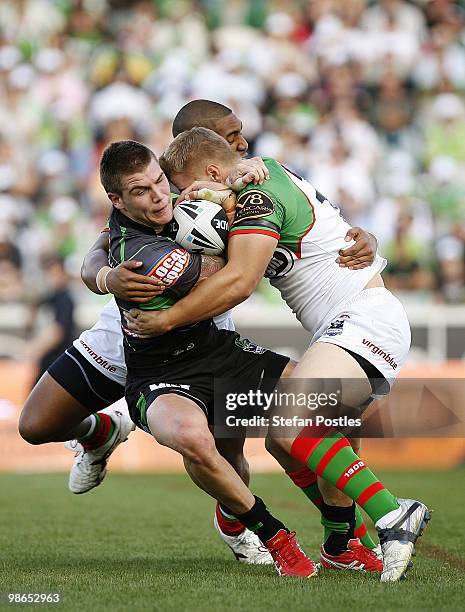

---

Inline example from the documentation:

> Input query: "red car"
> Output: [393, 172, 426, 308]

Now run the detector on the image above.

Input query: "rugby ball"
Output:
[173, 200, 229, 256]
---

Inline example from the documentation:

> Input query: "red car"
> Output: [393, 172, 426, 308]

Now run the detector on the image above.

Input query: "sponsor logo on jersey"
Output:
[148, 249, 190, 286]
[325, 314, 350, 337]
[149, 382, 191, 391]
[78, 340, 117, 373]
[362, 339, 398, 370]
[235, 337, 267, 354]
[172, 342, 195, 357]
[265, 245, 295, 278]
[233, 190, 275, 224]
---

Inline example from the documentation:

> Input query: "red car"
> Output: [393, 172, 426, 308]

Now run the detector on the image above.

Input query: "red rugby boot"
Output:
[265, 530, 318, 577]
[320, 538, 383, 572]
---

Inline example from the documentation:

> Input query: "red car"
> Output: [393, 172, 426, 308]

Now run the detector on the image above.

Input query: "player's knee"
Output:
[174, 424, 216, 465]
[184, 439, 217, 466]
[18, 409, 48, 445]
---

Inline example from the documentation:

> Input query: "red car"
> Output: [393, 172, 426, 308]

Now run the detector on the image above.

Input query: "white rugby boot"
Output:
[373, 544, 383, 561]
[66, 407, 135, 494]
[213, 514, 274, 565]
[376, 498, 431, 582]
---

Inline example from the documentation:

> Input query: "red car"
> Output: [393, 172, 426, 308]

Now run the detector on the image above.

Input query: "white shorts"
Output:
[315, 287, 411, 395]
[73, 299, 127, 386]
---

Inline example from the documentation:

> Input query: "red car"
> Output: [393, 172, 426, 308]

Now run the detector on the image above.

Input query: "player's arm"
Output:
[197, 255, 226, 282]
[81, 232, 111, 293]
[124, 234, 277, 336]
[81, 231, 165, 303]
[337, 227, 378, 270]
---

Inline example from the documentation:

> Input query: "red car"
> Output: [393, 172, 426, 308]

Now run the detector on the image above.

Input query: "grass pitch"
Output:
[0, 469, 464, 611]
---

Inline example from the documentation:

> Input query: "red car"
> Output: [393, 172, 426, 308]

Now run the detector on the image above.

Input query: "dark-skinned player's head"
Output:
[172, 100, 248, 157]
[100, 140, 172, 229]
[160, 127, 240, 191]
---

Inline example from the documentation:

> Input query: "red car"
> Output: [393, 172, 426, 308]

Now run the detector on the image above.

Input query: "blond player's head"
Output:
[160, 127, 240, 189]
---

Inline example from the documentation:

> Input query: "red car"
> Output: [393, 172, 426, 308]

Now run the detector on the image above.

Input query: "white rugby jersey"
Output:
[229, 158, 386, 341]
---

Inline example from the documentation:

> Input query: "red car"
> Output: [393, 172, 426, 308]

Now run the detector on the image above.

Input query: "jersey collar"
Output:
[111, 207, 160, 235]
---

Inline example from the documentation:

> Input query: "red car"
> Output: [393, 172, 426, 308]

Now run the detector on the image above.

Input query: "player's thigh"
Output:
[290, 341, 372, 409]
[20, 373, 92, 442]
[20, 347, 125, 442]
[146, 393, 214, 457]
[278, 359, 297, 379]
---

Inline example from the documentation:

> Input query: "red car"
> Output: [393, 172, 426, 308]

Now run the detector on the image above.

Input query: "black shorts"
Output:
[125, 328, 290, 432]
[339, 346, 386, 397]
[47, 345, 125, 411]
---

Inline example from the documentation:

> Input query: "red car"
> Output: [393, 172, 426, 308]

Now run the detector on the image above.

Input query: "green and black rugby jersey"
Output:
[108, 207, 212, 376]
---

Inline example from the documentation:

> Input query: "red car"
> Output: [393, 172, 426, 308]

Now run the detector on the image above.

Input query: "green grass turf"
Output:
[0, 470, 464, 612]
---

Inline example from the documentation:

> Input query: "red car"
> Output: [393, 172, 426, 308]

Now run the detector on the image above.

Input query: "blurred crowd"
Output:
[1, 0, 465, 310]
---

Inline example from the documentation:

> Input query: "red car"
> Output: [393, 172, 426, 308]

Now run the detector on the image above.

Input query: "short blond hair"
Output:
[160, 127, 238, 178]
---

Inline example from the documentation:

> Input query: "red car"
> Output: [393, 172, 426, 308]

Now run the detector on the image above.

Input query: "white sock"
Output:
[375, 505, 403, 530]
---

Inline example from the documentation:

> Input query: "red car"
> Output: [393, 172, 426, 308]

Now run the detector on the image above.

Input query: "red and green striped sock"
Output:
[286, 466, 322, 508]
[355, 510, 377, 549]
[291, 431, 399, 524]
[80, 413, 115, 450]
[216, 503, 246, 536]
[286, 465, 377, 550]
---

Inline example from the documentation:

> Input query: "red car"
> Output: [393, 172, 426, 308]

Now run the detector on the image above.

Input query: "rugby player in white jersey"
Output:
[19, 100, 378, 568]
[124, 127, 431, 582]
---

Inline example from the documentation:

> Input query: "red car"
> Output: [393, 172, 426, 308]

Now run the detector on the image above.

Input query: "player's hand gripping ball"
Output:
[173, 200, 229, 256]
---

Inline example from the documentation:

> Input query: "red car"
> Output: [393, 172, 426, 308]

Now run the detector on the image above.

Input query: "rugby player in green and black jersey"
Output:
[125, 127, 431, 583]
[99, 138, 320, 578]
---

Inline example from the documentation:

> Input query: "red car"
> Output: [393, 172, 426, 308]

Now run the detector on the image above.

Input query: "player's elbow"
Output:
[229, 272, 258, 302]
[80, 260, 92, 287]
[80, 255, 98, 290]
